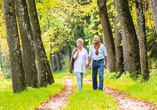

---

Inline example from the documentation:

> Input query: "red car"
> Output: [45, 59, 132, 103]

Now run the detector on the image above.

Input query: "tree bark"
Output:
[15, 0, 38, 87]
[27, 0, 54, 86]
[115, 0, 141, 74]
[97, 0, 116, 72]
[51, 53, 56, 71]
[136, 0, 149, 80]
[3, 0, 27, 93]
[114, 0, 124, 75]
[149, 0, 157, 34]
[144, 0, 148, 10]
[0, 46, 3, 71]
[56, 52, 62, 70]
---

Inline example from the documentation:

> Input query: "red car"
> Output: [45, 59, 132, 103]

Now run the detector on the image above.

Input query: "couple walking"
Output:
[70, 35, 107, 91]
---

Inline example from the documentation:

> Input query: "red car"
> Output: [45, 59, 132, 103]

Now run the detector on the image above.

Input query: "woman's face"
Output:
[77, 41, 83, 47]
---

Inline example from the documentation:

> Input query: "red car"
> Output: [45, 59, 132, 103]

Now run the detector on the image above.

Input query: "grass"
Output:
[63, 75, 118, 110]
[2, 69, 157, 110]
[0, 72, 65, 110]
[84, 69, 157, 104]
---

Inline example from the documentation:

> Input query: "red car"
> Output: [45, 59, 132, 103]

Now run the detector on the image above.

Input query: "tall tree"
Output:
[149, 0, 157, 34]
[15, 0, 38, 87]
[115, 0, 141, 74]
[3, 0, 27, 93]
[114, 0, 124, 75]
[0, 46, 3, 71]
[56, 52, 62, 70]
[97, 0, 116, 72]
[51, 53, 57, 71]
[136, 0, 149, 80]
[27, 0, 54, 86]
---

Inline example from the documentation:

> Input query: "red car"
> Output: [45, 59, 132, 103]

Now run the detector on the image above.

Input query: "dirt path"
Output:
[83, 78, 156, 110]
[38, 77, 74, 110]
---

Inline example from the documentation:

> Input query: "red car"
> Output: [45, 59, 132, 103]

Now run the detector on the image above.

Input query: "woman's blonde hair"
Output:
[77, 38, 84, 44]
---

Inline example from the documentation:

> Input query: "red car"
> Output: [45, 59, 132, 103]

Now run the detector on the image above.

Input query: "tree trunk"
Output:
[115, 0, 141, 74]
[27, 0, 54, 86]
[52, 53, 57, 71]
[15, 0, 38, 87]
[114, 0, 124, 75]
[68, 43, 71, 62]
[56, 52, 62, 70]
[3, 0, 27, 93]
[0, 46, 3, 71]
[144, 0, 148, 10]
[97, 0, 116, 72]
[136, 0, 149, 80]
[45, 54, 54, 84]
[50, 42, 53, 71]
[150, 0, 157, 34]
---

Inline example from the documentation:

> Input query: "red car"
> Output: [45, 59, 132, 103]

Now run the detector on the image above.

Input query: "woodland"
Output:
[0, 0, 157, 109]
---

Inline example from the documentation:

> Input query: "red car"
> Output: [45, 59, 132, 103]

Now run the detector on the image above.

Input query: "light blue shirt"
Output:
[89, 44, 107, 60]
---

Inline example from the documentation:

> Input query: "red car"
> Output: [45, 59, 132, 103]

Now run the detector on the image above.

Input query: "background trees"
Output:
[135, 0, 149, 81]
[15, 0, 38, 87]
[3, 0, 54, 92]
[1, 0, 157, 92]
[116, 0, 141, 75]
[3, 0, 27, 93]
[97, 0, 116, 72]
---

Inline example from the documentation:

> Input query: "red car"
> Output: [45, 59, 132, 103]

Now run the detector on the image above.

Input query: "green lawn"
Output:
[63, 75, 118, 110]
[84, 69, 157, 104]
[1, 69, 157, 110]
[0, 73, 65, 110]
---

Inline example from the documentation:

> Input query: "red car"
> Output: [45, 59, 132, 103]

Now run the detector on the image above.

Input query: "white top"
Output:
[73, 47, 88, 73]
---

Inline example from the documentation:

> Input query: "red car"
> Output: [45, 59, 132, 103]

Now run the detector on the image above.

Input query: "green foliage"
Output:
[63, 75, 118, 110]
[147, 31, 157, 59]
[60, 53, 70, 72]
[0, 73, 65, 110]
[0, 68, 4, 80]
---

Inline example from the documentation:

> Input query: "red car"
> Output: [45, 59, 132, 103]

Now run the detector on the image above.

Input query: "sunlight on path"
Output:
[83, 78, 156, 110]
[38, 77, 74, 110]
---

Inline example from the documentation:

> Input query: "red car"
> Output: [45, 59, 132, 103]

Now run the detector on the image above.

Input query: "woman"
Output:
[71, 38, 88, 91]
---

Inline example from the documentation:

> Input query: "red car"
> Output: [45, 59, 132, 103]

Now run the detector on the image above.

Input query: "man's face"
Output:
[93, 36, 100, 43]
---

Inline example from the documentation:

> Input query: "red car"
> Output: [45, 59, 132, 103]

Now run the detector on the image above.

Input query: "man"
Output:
[88, 35, 107, 90]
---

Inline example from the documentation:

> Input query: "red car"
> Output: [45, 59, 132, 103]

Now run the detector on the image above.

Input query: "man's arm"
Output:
[104, 56, 107, 69]
[87, 56, 91, 69]
[88, 56, 91, 65]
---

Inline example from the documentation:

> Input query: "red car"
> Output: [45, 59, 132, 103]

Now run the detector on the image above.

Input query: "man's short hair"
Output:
[94, 35, 100, 39]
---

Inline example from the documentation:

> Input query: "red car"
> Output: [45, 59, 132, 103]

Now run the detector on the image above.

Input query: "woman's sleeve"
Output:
[73, 51, 77, 58]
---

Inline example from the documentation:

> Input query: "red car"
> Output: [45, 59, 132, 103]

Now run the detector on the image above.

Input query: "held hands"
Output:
[104, 64, 107, 69]
[87, 64, 91, 70]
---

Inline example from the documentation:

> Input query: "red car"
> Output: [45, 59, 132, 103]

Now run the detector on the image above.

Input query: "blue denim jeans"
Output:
[76, 72, 83, 91]
[92, 60, 104, 90]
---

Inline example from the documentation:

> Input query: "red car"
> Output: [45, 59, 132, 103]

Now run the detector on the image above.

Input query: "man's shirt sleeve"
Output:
[89, 46, 92, 58]
[103, 45, 107, 56]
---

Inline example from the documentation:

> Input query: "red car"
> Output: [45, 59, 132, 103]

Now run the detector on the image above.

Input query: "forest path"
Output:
[38, 77, 74, 110]
[83, 78, 157, 110]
